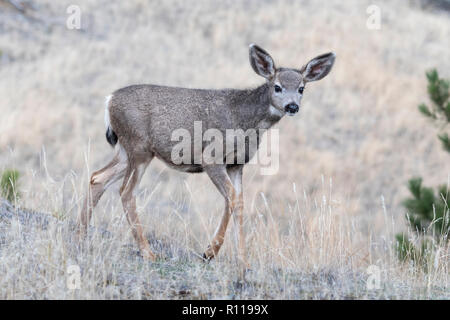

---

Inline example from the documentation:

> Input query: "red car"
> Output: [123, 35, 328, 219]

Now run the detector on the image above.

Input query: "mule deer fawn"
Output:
[79, 44, 335, 264]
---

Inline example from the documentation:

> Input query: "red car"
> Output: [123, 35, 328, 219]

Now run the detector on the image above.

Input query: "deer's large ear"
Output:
[249, 44, 276, 80]
[301, 52, 336, 82]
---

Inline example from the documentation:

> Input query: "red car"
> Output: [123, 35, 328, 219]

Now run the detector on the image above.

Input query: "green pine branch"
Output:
[398, 69, 450, 267]
[418, 69, 450, 153]
[438, 132, 450, 152]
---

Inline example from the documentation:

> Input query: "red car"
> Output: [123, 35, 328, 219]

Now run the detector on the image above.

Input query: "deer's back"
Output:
[108, 84, 234, 168]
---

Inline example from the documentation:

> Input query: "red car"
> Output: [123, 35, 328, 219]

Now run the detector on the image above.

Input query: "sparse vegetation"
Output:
[396, 178, 448, 267]
[1, 169, 20, 203]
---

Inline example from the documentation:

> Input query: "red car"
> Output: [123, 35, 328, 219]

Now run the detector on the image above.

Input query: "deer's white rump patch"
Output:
[104, 94, 113, 129]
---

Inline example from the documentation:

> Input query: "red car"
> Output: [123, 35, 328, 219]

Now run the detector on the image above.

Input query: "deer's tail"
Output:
[104, 95, 118, 147]
[106, 126, 118, 146]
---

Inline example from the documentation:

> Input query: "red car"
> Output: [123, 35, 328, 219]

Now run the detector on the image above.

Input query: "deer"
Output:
[78, 44, 335, 267]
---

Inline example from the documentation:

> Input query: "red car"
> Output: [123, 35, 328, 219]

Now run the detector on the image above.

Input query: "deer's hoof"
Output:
[202, 252, 212, 262]
[140, 248, 157, 261]
[202, 246, 216, 262]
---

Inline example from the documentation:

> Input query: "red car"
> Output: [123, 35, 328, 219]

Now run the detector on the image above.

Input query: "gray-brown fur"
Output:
[78, 44, 335, 267]
[108, 83, 274, 172]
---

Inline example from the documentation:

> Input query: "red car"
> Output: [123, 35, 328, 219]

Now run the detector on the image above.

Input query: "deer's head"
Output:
[249, 44, 335, 116]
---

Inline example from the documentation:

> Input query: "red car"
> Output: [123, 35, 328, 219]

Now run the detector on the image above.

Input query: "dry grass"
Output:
[0, 0, 449, 299]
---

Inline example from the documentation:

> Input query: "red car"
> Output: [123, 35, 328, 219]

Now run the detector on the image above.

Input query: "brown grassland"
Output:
[0, 0, 448, 299]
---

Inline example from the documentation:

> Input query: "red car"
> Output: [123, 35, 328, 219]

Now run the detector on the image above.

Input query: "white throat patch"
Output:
[269, 104, 285, 118]
[259, 104, 285, 129]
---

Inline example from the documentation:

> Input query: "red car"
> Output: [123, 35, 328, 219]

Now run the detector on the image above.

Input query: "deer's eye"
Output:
[298, 87, 304, 94]
[274, 85, 282, 93]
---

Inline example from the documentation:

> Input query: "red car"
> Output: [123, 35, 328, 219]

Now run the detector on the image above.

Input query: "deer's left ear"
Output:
[249, 44, 276, 80]
[301, 52, 336, 82]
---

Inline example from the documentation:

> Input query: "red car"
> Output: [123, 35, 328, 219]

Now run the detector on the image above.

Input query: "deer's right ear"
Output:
[300, 52, 336, 82]
[249, 44, 275, 80]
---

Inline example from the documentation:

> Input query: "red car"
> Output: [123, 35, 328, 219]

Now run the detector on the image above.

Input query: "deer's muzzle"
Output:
[284, 103, 299, 115]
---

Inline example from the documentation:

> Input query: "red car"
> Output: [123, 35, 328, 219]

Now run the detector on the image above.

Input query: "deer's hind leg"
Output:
[79, 145, 128, 236]
[120, 155, 155, 261]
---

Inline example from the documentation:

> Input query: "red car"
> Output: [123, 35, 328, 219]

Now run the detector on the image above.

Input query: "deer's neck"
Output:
[231, 83, 283, 131]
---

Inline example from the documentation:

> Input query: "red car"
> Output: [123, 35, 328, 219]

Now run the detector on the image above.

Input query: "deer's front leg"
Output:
[232, 182, 247, 267]
[203, 165, 247, 267]
[227, 165, 248, 269]
[203, 197, 233, 260]
[203, 165, 234, 260]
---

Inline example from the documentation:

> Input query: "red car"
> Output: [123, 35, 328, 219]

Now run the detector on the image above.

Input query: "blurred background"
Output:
[0, 0, 449, 233]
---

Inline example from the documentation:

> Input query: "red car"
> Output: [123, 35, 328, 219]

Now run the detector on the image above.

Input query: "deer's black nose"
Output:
[284, 103, 299, 114]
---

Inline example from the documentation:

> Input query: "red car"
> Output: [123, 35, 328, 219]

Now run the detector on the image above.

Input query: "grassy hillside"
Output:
[0, 0, 448, 299]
